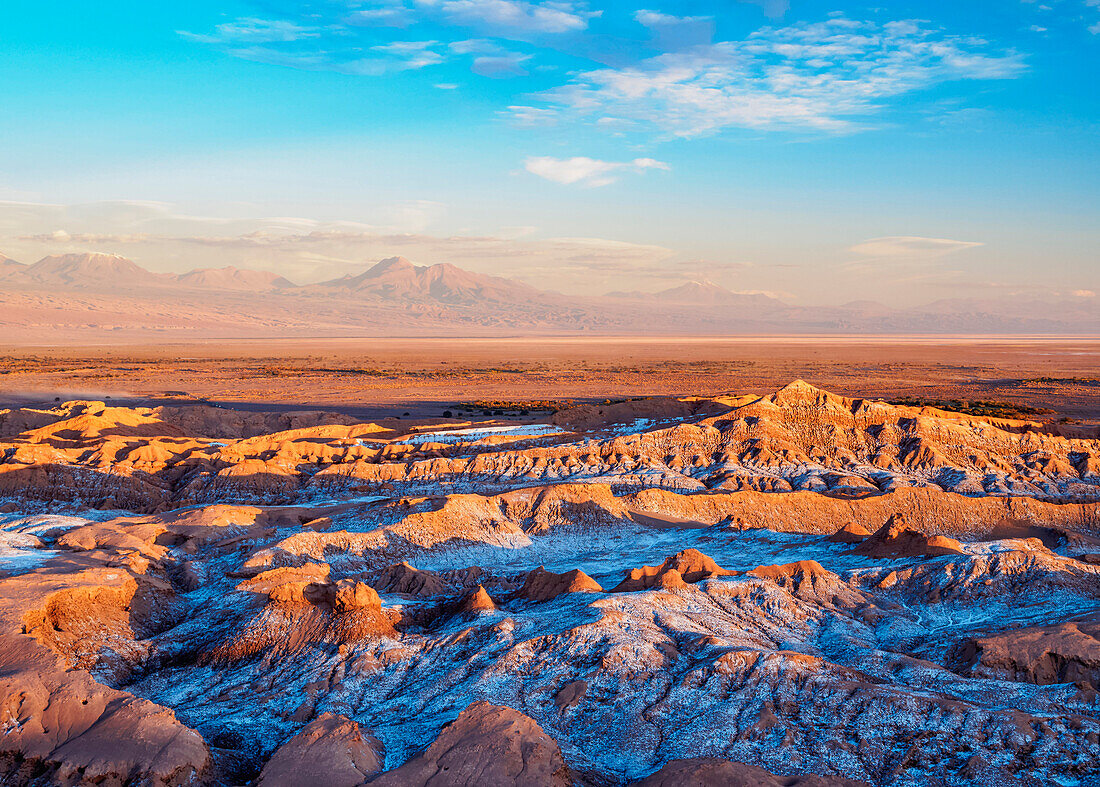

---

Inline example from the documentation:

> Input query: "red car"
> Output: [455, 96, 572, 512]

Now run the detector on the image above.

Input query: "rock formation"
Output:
[368, 702, 575, 786]
[0, 382, 1097, 785]
[259, 712, 383, 786]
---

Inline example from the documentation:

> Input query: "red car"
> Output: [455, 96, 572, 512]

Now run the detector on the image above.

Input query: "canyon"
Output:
[0, 381, 1098, 784]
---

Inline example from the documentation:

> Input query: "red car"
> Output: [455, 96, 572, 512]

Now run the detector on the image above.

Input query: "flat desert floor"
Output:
[1, 335, 1097, 422]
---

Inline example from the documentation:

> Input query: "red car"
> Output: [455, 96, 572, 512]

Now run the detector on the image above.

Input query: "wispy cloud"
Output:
[1088, 0, 1100, 33]
[179, 0, 596, 78]
[848, 236, 985, 259]
[523, 156, 669, 186]
[1021, 0, 1100, 34]
[179, 18, 321, 45]
[178, 6, 1028, 140]
[842, 236, 985, 276]
[517, 16, 1025, 137]
[435, 0, 597, 34]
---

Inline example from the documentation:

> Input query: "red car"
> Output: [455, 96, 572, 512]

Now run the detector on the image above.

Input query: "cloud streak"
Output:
[524, 156, 669, 186]
[848, 236, 985, 259]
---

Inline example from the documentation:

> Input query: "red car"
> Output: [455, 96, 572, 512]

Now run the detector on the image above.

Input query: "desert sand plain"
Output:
[0, 338, 1099, 786]
[2, 336, 1099, 421]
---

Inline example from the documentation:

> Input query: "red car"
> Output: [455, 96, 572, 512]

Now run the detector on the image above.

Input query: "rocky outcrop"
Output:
[371, 561, 451, 596]
[612, 549, 735, 592]
[0, 564, 210, 786]
[259, 713, 383, 787]
[456, 585, 498, 615]
[513, 566, 603, 601]
[748, 561, 865, 607]
[368, 702, 574, 786]
[853, 514, 966, 559]
[3, 382, 1099, 513]
[826, 522, 870, 544]
[955, 615, 1100, 690]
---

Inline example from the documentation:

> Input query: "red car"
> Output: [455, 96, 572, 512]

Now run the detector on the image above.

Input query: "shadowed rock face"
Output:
[368, 702, 574, 787]
[628, 758, 872, 786]
[371, 562, 451, 597]
[514, 566, 603, 601]
[954, 616, 1100, 691]
[456, 585, 498, 615]
[0, 382, 1098, 786]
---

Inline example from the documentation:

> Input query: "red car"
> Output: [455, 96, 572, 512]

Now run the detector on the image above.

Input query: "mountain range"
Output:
[0, 251, 1095, 341]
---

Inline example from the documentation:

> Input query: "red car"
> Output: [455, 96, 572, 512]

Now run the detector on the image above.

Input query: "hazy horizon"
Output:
[2, 0, 1098, 310]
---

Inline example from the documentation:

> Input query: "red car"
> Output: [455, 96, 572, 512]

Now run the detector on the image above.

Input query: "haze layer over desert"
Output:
[3, 0, 1100, 785]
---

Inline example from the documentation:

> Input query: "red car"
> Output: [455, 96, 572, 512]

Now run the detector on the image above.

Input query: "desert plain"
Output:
[3, 335, 1099, 422]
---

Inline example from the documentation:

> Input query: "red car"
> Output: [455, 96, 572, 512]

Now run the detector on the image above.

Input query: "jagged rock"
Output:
[748, 561, 864, 607]
[368, 701, 574, 786]
[0, 564, 210, 786]
[853, 514, 965, 559]
[612, 549, 735, 592]
[514, 566, 603, 601]
[371, 561, 450, 596]
[259, 712, 383, 787]
[0, 383, 1098, 787]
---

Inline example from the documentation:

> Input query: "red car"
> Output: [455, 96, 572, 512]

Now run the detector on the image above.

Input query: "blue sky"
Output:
[0, 0, 1097, 305]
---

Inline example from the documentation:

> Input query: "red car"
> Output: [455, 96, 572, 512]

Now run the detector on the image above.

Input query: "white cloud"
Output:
[179, 18, 321, 45]
[436, 0, 596, 34]
[472, 53, 531, 76]
[369, 40, 446, 69]
[523, 156, 669, 186]
[634, 10, 710, 28]
[519, 16, 1025, 137]
[179, 1, 595, 77]
[506, 105, 559, 126]
[848, 236, 984, 258]
[348, 4, 413, 27]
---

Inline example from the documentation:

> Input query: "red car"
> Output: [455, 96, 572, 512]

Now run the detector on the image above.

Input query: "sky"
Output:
[0, 0, 1097, 306]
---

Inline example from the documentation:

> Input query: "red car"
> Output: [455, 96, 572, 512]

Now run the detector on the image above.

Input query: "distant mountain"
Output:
[656, 280, 784, 309]
[0, 253, 26, 280]
[312, 256, 545, 305]
[609, 279, 786, 311]
[175, 266, 295, 290]
[838, 300, 893, 317]
[22, 253, 170, 288]
[0, 250, 1096, 341]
